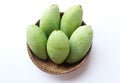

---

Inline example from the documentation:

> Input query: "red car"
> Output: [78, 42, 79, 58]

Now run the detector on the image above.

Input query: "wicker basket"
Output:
[26, 12, 92, 74]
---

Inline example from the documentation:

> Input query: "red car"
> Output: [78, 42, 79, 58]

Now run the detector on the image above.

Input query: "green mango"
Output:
[47, 30, 69, 64]
[40, 4, 60, 38]
[26, 25, 47, 60]
[66, 25, 93, 64]
[60, 5, 83, 38]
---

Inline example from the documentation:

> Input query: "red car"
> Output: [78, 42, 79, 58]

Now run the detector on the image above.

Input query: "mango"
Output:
[60, 5, 83, 38]
[66, 25, 93, 64]
[26, 25, 47, 60]
[47, 30, 69, 64]
[40, 4, 60, 38]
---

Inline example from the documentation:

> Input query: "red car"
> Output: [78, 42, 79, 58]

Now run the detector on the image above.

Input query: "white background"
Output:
[0, 0, 120, 83]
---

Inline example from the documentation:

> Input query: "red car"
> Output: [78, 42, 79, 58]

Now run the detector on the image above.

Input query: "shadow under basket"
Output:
[27, 12, 92, 74]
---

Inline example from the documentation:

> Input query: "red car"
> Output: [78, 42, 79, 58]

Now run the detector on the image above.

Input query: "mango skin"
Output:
[40, 4, 60, 38]
[60, 5, 83, 38]
[66, 25, 93, 64]
[47, 30, 69, 64]
[26, 25, 47, 60]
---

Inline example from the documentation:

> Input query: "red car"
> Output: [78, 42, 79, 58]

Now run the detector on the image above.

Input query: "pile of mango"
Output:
[26, 4, 93, 64]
